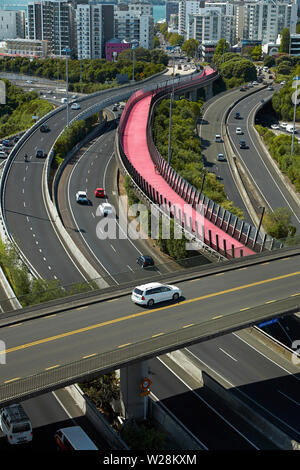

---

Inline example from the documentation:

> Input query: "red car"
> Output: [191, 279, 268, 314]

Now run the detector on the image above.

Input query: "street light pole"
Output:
[63, 47, 71, 128]
[253, 206, 265, 249]
[291, 76, 299, 156]
[168, 81, 174, 165]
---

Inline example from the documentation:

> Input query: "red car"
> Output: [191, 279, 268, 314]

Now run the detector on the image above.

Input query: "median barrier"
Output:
[66, 384, 129, 450]
[167, 349, 300, 450]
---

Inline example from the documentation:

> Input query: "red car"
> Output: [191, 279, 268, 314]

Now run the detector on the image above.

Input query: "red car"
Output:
[94, 187, 105, 197]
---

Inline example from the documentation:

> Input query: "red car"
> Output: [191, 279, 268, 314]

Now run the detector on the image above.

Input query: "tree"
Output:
[263, 55, 275, 68]
[250, 45, 262, 61]
[182, 39, 199, 58]
[168, 33, 184, 47]
[280, 28, 290, 54]
[263, 207, 296, 240]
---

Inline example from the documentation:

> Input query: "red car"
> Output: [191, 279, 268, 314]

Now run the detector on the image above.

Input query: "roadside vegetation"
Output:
[0, 240, 96, 307]
[0, 79, 52, 138]
[0, 52, 168, 94]
[153, 97, 244, 218]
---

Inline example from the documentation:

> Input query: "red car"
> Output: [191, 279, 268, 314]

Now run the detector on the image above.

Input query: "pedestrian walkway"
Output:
[122, 72, 255, 258]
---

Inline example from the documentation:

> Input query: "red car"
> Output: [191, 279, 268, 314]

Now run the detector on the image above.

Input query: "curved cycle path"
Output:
[122, 68, 255, 258]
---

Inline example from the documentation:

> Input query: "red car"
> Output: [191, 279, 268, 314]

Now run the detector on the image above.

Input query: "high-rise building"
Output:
[27, 0, 76, 56]
[76, 2, 114, 59]
[166, 1, 179, 23]
[178, 1, 201, 37]
[114, 7, 154, 49]
[188, 4, 236, 45]
[0, 9, 26, 40]
[236, 0, 297, 45]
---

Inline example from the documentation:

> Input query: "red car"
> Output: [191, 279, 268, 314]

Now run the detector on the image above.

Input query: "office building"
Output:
[76, 2, 114, 59]
[0, 9, 25, 40]
[27, 0, 76, 56]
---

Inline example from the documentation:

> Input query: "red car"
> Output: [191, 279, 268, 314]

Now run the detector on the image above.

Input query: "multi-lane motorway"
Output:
[1, 72, 300, 449]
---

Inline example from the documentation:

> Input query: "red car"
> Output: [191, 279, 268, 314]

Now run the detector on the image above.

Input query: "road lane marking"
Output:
[183, 324, 194, 328]
[45, 365, 60, 370]
[8, 323, 23, 328]
[219, 348, 237, 362]
[77, 306, 88, 311]
[265, 300, 276, 304]
[212, 315, 223, 319]
[118, 343, 131, 348]
[240, 307, 250, 311]
[2, 269, 300, 357]
[4, 377, 20, 383]
[277, 390, 300, 406]
[152, 333, 164, 337]
[82, 354, 96, 359]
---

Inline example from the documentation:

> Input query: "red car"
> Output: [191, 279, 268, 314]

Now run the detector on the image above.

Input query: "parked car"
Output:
[271, 124, 280, 130]
[36, 149, 46, 158]
[94, 187, 105, 198]
[76, 191, 89, 204]
[280, 122, 288, 129]
[131, 282, 181, 307]
[0, 151, 7, 159]
[137, 255, 155, 268]
[71, 102, 81, 110]
[2, 139, 12, 147]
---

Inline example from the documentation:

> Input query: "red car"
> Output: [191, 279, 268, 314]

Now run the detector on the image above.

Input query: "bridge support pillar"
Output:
[205, 83, 213, 101]
[119, 360, 149, 421]
[188, 89, 197, 102]
[98, 110, 104, 123]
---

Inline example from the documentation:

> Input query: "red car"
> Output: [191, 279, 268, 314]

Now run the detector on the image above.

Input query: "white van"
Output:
[286, 124, 297, 134]
[215, 134, 222, 142]
[61, 97, 67, 104]
[0, 404, 32, 445]
[54, 426, 98, 450]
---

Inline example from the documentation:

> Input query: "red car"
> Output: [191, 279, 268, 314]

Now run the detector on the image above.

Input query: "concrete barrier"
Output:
[149, 394, 206, 450]
[66, 384, 129, 450]
[167, 347, 300, 450]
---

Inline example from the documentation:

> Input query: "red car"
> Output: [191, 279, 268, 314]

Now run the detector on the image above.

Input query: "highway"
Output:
[227, 88, 300, 231]
[1, 72, 300, 449]
[3, 71, 184, 285]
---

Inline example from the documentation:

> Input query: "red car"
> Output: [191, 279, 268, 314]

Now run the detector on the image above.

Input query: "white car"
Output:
[280, 81, 286, 85]
[71, 103, 81, 110]
[271, 124, 280, 130]
[131, 282, 182, 307]
[280, 122, 288, 129]
[0, 151, 7, 159]
[252, 81, 258, 85]
[236, 127, 243, 135]
[217, 153, 226, 161]
[76, 191, 89, 204]
[72, 94, 78, 99]
[96, 202, 114, 217]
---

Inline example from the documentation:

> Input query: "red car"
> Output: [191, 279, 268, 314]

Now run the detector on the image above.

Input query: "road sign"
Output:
[258, 318, 278, 328]
[140, 377, 152, 390]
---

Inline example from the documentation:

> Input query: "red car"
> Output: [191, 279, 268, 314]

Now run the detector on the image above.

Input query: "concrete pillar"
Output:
[120, 361, 149, 421]
[188, 89, 197, 101]
[205, 83, 213, 101]
[98, 110, 104, 123]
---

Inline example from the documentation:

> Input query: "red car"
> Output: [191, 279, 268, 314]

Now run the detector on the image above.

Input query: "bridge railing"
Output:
[145, 77, 281, 255]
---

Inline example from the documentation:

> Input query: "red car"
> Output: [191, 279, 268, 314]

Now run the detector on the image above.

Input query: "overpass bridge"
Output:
[0, 246, 299, 407]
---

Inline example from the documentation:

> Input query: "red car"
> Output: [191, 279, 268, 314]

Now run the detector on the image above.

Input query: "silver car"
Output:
[131, 282, 182, 307]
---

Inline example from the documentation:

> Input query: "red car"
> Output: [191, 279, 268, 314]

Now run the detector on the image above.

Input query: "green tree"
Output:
[263, 207, 296, 239]
[182, 38, 199, 58]
[264, 55, 276, 67]
[250, 45, 262, 61]
[280, 28, 290, 54]
[168, 33, 184, 47]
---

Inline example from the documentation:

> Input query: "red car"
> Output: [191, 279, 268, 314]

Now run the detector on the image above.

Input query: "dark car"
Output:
[36, 149, 46, 158]
[2, 139, 12, 147]
[239, 140, 248, 149]
[14, 136, 20, 143]
[137, 255, 155, 268]
[234, 112, 241, 119]
[40, 123, 50, 132]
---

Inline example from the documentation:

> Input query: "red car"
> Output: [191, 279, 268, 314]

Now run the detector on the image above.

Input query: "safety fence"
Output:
[118, 72, 282, 259]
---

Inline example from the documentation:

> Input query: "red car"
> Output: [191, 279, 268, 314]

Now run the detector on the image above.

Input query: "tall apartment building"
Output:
[178, 0, 204, 37]
[236, 0, 297, 45]
[166, 1, 179, 23]
[128, 1, 153, 16]
[188, 6, 236, 45]
[0, 9, 25, 40]
[76, 3, 114, 59]
[114, 8, 154, 49]
[27, 0, 76, 56]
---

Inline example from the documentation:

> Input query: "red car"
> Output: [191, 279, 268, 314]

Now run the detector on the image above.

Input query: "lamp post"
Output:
[253, 205, 265, 249]
[168, 76, 175, 165]
[63, 47, 71, 128]
[291, 76, 299, 156]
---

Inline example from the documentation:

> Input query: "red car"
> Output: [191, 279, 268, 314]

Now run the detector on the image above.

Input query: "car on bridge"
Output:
[97, 202, 114, 217]
[236, 127, 243, 135]
[239, 140, 248, 149]
[131, 282, 181, 307]
[234, 112, 241, 119]
[137, 255, 155, 268]
[76, 191, 89, 204]
[40, 123, 50, 133]
[71, 102, 81, 110]
[94, 187, 105, 198]
[36, 149, 46, 158]
[217, 153, 226, 161]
